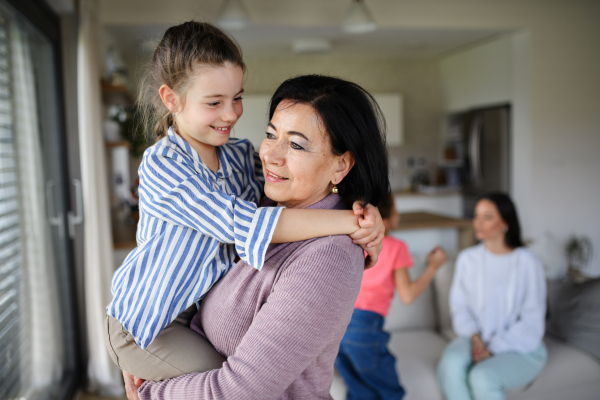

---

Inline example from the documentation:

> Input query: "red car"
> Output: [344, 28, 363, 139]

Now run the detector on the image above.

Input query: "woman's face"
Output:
[473, 199, 508, 242]
[259, 101, 354, 209]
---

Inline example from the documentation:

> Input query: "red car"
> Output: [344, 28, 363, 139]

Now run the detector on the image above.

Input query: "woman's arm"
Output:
[486, 255, 547, 354]
[395, 246, 447, 304]
[449, 253, 480, 338]
[138, 243, 363, 400]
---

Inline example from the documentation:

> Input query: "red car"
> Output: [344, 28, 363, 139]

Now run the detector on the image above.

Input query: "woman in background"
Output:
[437, 192, 547, 400]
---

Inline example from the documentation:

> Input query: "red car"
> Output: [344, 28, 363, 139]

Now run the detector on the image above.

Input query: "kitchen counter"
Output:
[393, 211, 475, 250]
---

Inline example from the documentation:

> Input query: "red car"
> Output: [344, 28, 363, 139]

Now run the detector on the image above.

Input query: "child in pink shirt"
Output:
[336, 192, 447, 400]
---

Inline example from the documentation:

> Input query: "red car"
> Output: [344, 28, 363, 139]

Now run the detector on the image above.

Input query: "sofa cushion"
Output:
[432, 252, 457, 338]
[546, 278, 600, 361]
[506, 336, 600, 399]
[388, 330, 448, 400]
[384, 253, 437, 332]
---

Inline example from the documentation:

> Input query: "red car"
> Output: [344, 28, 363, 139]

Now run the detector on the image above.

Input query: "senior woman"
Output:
[437, 193, 547, 400]
[123, 74, 390, 399]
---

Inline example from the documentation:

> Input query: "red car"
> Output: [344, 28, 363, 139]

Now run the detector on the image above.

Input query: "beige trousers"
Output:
[104, 306, 226, 381]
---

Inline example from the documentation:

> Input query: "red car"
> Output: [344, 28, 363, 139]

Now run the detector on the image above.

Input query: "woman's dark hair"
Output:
[138, 21, 245, 140]
[478, 192, 524, 248]
[268, 75, 390, 207]
[378, 191, 395, 220]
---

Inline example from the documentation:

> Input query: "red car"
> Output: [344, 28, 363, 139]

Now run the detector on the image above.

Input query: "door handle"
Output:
[68, 179, 83, 239]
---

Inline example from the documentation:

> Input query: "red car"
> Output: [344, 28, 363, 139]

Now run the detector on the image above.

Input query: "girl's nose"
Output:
[221, 102, 239, 123]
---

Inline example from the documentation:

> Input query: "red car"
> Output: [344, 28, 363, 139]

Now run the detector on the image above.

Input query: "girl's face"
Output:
[171, 62, 244, 150]
[259, 101, 354, 209]
[473, 199, 508, 242]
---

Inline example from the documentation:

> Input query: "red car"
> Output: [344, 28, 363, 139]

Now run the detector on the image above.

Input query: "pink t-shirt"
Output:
[354, 235, 413, 317]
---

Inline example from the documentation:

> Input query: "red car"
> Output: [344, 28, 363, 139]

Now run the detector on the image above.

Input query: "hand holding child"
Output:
[123, 370, 144, 400]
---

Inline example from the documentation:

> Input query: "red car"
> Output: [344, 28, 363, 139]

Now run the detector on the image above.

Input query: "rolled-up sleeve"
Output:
[139, 150, 282, 269]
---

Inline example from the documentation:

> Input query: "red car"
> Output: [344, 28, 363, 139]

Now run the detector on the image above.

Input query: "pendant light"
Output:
[217, 0, 251, 30]
[342, 0, 376, 34]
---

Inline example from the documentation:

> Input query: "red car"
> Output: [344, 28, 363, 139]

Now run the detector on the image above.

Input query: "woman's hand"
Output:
[123, 370, 144, 400]
[349, 202, 384, 269]
[470, 334, 492, 363]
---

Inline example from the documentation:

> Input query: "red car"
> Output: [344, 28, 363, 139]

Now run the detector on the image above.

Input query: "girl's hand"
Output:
[349, 202, 384, 269]
[427, 246, 448, 270]
[123, 370, 144, 400]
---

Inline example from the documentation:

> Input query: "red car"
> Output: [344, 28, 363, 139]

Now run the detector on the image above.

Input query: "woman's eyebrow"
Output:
[267, 122, 309, 141]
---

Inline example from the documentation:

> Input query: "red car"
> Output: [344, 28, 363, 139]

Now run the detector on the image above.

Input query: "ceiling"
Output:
[105, 23, 503, 59]
[101, 0, 505, 60]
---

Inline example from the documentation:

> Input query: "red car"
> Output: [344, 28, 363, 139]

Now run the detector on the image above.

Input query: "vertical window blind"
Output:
[0, 13, 26, 399]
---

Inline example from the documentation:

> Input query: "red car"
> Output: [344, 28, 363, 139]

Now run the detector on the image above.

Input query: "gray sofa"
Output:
[330, 254, 600, 400]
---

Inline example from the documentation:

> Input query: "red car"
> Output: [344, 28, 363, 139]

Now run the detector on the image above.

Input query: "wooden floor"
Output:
[78, 391, 127, 400]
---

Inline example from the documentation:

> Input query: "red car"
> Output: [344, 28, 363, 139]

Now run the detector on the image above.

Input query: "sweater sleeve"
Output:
[450, 252, 480, 338]
[138, 242, 362, 400]
[487, 254, 547, 354]
[139, 147, 282, 269]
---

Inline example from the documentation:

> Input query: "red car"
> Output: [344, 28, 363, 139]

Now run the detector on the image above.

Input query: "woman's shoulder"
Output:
[289, 235, 364, 271]
[515, 247, 544, 270]
[457, 244, 484, 263]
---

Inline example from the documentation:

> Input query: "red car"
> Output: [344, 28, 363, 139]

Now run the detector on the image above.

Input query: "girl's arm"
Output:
[272, 203, 384, 269]
[394, 246, 447, 304]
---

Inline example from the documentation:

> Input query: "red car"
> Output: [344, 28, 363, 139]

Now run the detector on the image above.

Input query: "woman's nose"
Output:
[263, 142, 285, 166]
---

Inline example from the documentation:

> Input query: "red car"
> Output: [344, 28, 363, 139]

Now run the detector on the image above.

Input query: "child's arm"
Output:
[394, 246, 447, 304]
[272, 203, 384, 269]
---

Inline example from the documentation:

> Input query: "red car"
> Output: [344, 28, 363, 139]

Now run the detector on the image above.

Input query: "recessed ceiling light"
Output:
[292, 38, 332, 54]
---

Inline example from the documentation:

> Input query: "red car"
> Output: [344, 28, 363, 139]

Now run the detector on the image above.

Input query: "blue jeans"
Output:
[437, 337, 548, 400]
[335, 309, 405, 400]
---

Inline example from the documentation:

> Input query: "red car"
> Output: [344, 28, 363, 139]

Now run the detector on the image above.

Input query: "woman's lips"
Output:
[211, 125, 231, 135]
[265, 169, 288, 183]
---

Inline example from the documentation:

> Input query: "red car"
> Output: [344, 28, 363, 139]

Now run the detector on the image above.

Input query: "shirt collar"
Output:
[166, 127, 241, 178]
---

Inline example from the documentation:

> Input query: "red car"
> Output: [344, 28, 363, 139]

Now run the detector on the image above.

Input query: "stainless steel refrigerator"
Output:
[450, 105, 510, 217]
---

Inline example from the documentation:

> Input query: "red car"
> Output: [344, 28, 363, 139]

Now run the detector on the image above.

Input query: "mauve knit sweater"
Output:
[138, 194, 364, 400]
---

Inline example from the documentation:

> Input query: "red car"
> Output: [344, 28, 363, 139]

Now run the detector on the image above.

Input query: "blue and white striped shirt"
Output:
[107, 128, 282, 349]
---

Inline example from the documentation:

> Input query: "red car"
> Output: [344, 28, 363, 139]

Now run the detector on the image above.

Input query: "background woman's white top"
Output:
[450, 243, 546, 354]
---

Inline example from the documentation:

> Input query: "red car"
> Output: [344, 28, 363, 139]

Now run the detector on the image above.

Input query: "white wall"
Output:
[429, 1, 600, 275]
[243, 55, 443, 191]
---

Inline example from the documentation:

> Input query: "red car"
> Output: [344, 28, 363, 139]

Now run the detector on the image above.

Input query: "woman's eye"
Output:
[265, 132, 275, 139]
[234, 96, 243, 101]
[291, 142, 304, 150]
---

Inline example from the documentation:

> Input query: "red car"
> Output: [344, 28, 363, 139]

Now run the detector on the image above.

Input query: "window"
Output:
[0, 1, 80, 399]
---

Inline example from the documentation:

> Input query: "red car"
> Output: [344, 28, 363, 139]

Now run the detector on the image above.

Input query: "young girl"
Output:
[336, 192, 447, 399]
[104, 21, 384, 381]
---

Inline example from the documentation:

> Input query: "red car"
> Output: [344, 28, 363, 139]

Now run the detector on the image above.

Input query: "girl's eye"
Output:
[234, 96, 243, 101]
[291, 142, 304, 150]
[208, 101, 220, 107]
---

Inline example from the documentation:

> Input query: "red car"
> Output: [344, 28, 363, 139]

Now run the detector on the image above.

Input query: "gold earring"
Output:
[332, 185, 338, 194]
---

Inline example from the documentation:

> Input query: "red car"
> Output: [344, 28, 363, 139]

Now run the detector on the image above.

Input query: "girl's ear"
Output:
[332, 151, 355, 185]
[159, 84, 179, 113]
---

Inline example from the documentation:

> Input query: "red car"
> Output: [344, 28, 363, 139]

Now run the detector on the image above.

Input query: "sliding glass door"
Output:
[0, 1, 80, 399]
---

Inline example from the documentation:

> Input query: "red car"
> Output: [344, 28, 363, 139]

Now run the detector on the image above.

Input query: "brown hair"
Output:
[138, 21, 245, 140]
